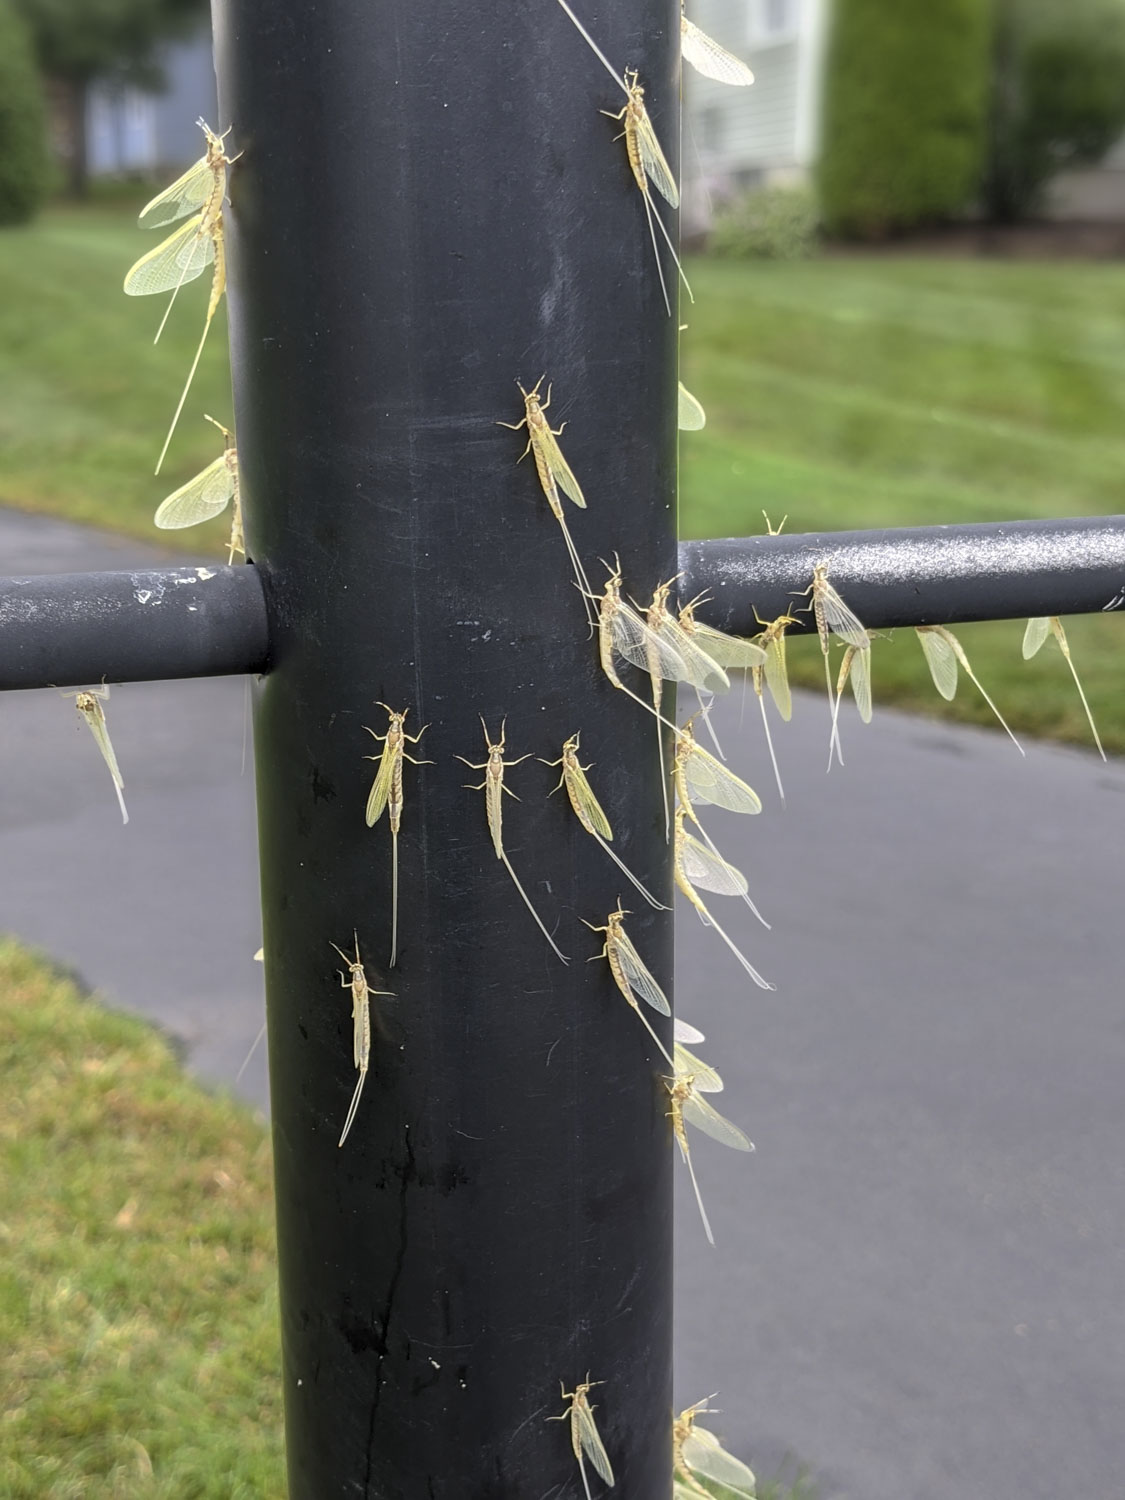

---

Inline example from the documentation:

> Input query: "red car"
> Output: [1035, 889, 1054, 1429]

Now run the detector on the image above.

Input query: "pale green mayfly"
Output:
[1022, 617, 1105, 761]
[153, 414, 243, 563]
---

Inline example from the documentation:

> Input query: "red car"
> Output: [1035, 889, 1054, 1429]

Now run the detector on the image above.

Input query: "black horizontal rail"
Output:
[681, 515, 1125, 635]
[1, 516, 1122, 693]
[0, 565, 269, 690]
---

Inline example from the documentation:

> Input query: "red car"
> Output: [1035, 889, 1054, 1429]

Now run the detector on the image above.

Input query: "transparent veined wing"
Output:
[651, 615, 730, 694]
[674, 1042, 722, 1092]
[681, 1426, 757, 1494]
[1022, 616, 1051, 659]
[575, 1402, 615, 1486]
[610, 601, 694, 684]
[681, 15, 755, 86]
[818, 579, 869, 649]
[847, 644, 873, 723]
[683, 621, 766, 671]
[681, 743, 761, 815]
[635, 102, 680, 207]
[614, 929, 671, 1015]
[678, 381, 706, 431]
[153, 455, 235, 529]
[124, 215, 214, 298]
[762, 635, 792, 720]
[673, 1017, 705, 1044]
[916, 626, 959, 700]
[137, 156, 216, 229]
[365, 744, 395, 827]
[535, 421, 586, 509]
[570, 765, 614, 840]
[677, 829, 749, 898]
[681, 1087, 753, 1151]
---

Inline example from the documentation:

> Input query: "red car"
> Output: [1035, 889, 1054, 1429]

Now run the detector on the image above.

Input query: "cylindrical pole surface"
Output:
[214, 2, 678, 1494]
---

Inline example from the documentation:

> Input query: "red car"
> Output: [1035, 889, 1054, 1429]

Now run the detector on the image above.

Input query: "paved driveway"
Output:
[2, 509, 1123, 1500]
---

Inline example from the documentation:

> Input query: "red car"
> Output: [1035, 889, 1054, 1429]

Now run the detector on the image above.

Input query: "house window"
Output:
[757, 0, 799, 39]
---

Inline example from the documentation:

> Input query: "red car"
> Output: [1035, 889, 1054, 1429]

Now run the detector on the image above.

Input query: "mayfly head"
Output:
[520, 374, 548, 412]
[203, 412, 234, 446]
[623, 67, 643, 101]
[678, 590, 712, 626]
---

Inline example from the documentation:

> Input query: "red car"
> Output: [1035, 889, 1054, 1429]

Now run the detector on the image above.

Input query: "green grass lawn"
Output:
[1, 207, 1123, 750]
[0, 941, 283, 1498]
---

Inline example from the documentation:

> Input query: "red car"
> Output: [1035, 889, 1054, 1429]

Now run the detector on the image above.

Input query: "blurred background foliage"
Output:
[0, 0, 49, 226]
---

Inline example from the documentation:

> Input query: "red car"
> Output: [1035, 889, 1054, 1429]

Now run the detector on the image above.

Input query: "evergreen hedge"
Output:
[0, 0, 49, 226]
[818, 0, 991, 238]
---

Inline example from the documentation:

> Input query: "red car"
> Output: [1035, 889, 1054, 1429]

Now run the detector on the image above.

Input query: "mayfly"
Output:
[680, 4, 756, 86]
[66, 684, 128, 824]
[364, 705, 432, 968]
[124, 120, 237, 475]
[674, 1397, 757, 1499]
[331, 933, 393, 1148]
[554, 0, 691, 317]
[673, 1041, 723, 1093]
[674, 807, 773, 989]
[672, 716, 766, 925]
[541, 733, 666, 908]
[549, 1376, 615, 1500]
[750, 608, 799, 803]
[795, 563, 870, 767]
[916, 624, 1024, 755]
[1022, 617, 1105, 760]
[677, 591, 767, 757]
[636, 575, 730, 836]
[457, 719, 569, 963]
[586, 557, 698, 739]
[827, 634, 873, 773]
[153, 414, 243, 563]
[666, 1066, 753, 1245]
[497, 376, 596, 630]
[585, 902, 675, 1068]
[678, 381, 706, 431]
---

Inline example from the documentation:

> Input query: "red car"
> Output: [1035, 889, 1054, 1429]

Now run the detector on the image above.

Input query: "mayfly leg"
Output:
[541, 734, 667, 909]
[457, 718, 569, 964]
[364, 705, 432, 968]
[498, 376, 597, 631]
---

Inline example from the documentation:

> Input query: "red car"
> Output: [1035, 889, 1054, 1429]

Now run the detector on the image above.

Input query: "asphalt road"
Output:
[3, 509, 1124, 1500]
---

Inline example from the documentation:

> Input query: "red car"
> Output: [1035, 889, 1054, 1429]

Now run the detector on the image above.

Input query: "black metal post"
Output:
[214, 1, 678, 1495]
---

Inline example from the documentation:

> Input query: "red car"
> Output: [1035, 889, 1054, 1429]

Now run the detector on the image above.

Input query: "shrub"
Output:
[818, 0, 991, 238]
[0, 0, 48, 225]
[710, 182, 819, 260]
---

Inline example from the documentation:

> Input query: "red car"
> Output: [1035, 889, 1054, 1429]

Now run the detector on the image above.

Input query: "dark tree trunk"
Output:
[49, 75, 89, 198]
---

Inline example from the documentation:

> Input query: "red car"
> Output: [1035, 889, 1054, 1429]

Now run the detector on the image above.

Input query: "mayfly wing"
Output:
[73, 690, 128, 825]
[916, 626, 959, 700]
[1022, 617, 1051, 659]
[137, 157, 215, 229]
[682, 620, 766, 673]
[817, 575, 869, 650]
[124, 214, 214, 298]
[681, 14, 756, 86]
[674, 1041, 723, 1092]
[569, 760, 614, 840]
[677, 828, 749, 898]
[681, 1426, 757, 1494]
[153, 454, 234, 529]
[535, 418, 586, 509]
[614, 928, 671, 1015]
[574, 1398, 615, 1487]
[681, 742, 762, 815]
[364, 738, 396, 827]
[610, 598, 692, 683]
[673, 1017, 705, 1044]
[634, 103, 679, 208]
[681, 1087, 753, 1152]
[648, 613, 730, 694]
[848, 642, 873, 723]
[678, 381, 706, 430]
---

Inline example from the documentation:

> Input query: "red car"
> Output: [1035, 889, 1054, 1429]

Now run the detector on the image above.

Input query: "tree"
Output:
[818, 0, 992, 239]
[12, 0, 208, 196]
[986, 0, 1125, 222]
[0, 0, 49, 225]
